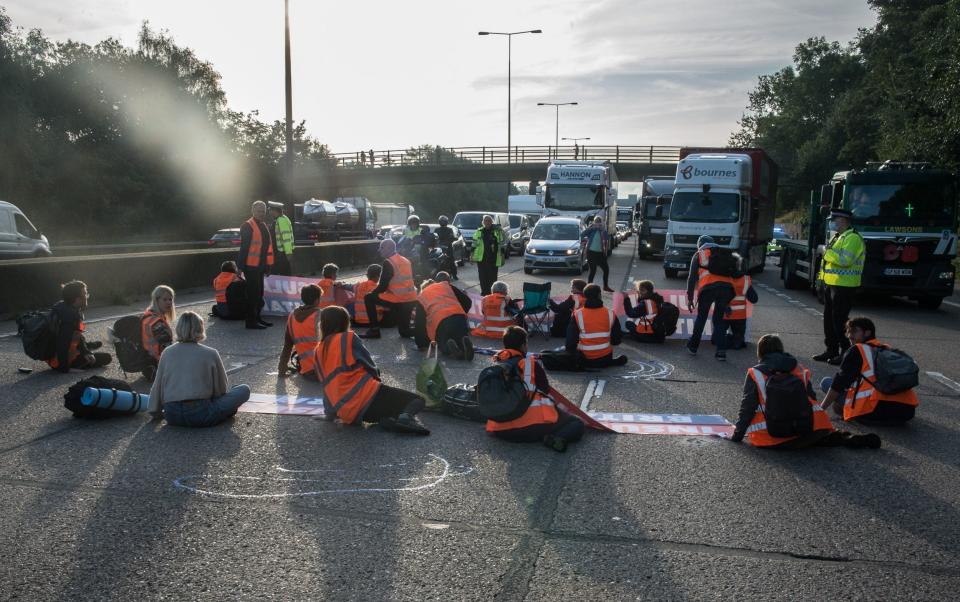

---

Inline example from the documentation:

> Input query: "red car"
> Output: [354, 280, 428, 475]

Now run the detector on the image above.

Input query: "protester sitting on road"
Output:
[472, 281, 521, 339]
[686, 236, 736, 361]
[278, 284, 322, 379]
[317, 263, 354, 309]
[147, 311, 250, 427]
[141, 285, 175, 380]
[352, 264, 390, 327]
[540, 284, 627, 371]
[548, 278, 586, 338]
[624, 280, 666, 343]
[360, 238, 417, 340]
[47, 280, 112, 372]
[717, 271, 758, 350]
[211, 261, 246, 320]
[820, 317, 918, 425]
[730, 334, 880, 449]
[414, 272, 474, 360]
[315, 306, 430, 434]
[487, 326, 585, 452]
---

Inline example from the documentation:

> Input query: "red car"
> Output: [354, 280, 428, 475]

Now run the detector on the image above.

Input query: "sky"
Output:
[5, 0, 876, 157]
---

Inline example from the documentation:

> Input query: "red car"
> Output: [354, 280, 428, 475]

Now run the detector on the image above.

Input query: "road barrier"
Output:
[0, 240, 379, 318]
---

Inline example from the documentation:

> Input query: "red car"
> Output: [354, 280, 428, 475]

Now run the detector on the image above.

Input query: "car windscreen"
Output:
[532, 223, 580, 241]
[452, 214, 484, 229]
[509, 215, 521, 228]
[544, 185, 602, 211]
[669, 192, 739, 223]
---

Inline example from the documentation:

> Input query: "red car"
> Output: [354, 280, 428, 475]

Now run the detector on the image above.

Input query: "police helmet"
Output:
[407, 214, 420, 225]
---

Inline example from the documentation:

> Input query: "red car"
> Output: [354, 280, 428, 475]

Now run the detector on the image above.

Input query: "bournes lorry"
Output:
[779, 161, 957, 309]
[537, 160, 619, 250]
[663, 148, 778, 278]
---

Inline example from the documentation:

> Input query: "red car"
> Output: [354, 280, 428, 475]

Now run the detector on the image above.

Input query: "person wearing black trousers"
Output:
[582, 216, 614, 292]
[237, 200, 274, 330]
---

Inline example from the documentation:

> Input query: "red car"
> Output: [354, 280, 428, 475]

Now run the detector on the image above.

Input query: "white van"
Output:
[0, 201, 51, 259]
[452, 211, 510, 257]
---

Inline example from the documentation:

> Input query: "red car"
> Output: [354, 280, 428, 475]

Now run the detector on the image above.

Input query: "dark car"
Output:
[208, 228, 241, 247]
[391, 224, 467, 266]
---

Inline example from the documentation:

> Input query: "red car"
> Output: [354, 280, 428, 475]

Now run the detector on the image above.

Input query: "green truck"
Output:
[779, 161, 957, 309]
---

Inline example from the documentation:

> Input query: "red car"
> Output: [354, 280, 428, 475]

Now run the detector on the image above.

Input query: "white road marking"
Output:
[926, 372, 960, 394]
[944, 300, 960, 309]
[580, 379, 598, 410]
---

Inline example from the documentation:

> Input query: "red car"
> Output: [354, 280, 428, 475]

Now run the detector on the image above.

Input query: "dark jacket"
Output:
[829, 339, 876, 395]
[495, 348, 550, 393]
[565, 297, 623, 355]
[686, 244, 735, 304]
[52, 301, 89, 372]
[731, 352, 818, 442]
[549, 294, 580, 315]
[623, 292, 664, 321]
[238, 218, 273, 272]
[414, 283, 472, 348]
[370, 257, 396, 297]
[435, 225, 457, 247]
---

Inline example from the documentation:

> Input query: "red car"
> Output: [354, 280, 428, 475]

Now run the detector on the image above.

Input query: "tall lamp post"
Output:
[537, 102, 578, 156]
[283, 0, 294, 214]
[478, 29, 542, 163]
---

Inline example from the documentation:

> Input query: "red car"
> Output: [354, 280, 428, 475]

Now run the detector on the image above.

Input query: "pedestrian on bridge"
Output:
[814, 208, 865, 365]
[583, 216, 614, 293]
[471, 215, 505, 296]
[268, 202, 294, 276]
[238, 200, 274, 330]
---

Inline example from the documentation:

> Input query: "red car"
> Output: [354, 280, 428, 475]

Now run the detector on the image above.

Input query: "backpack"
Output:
[761, 371, 813, 438]
[476, 357, 532, 422]
[652, 301, 680, 337]
[19, 309, 60, 361]
[64, 375, 138, 419]
[441, 384, 483, 422]
[705, 247, 738, 277]
[867, 346, 919, 394]
[109, 315, 151, 373]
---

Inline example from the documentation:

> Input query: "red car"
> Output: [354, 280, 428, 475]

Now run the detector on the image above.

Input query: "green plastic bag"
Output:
[416, 342, 447, 409]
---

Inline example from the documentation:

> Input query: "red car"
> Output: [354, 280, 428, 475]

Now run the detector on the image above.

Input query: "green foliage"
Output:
[731, 1, 960, 215]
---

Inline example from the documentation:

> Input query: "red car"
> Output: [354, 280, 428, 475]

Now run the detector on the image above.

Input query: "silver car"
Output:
[0, 201, 51, 258]
[523, 216, 586, 274]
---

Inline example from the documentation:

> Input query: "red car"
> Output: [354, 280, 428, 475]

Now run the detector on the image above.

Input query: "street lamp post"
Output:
[283, 0, 294, 214]
[478, 29, 542, 163]
[537, 102, 578, 155]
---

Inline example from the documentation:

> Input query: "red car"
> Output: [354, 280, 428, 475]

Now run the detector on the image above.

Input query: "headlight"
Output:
[939, 271, 955, 280]
[565, 248, 577, 255]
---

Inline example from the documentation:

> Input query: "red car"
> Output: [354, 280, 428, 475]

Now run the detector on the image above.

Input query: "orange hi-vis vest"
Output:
[141, 310, 170, 361]
[315, 331, 382, 425]
[419, 282, 467, 341]
[353, 279, 383, 325]
[843, 340, 919, 421]
[244, 217, 274, 268]
[728, 275, 752, 321]
[213, 272, 240, 303]
[745, 364, 834, 447]
[287, 307, 321, 375]
[380, 254, 417, 303]
[574, 306, 615, 359]
[473, 293, 515, 338]
[47, 320, 84, 369]
[696, 247, 735, 295]
[317, 278, 337, 308]
[486, 349, 559, 432]
[634, 298, 658, 335]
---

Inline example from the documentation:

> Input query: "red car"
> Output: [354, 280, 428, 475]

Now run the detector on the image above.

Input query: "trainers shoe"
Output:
[613, 355, 629, 366]
[603, 286, 615, 293]
[360, 328, 381, 339]
[686, 345, 697, 356]
[445, 338, 464, 359]
[813, 350, 838, 362]
[863, 433, 882, 449]
[543, 435, 568, 453]
[461, 337, 475, 362]
[715, 351, 727, 361]
[87, 341, 103, 351]
[258, 319, 274, 327]
[394, 413, 431, 436]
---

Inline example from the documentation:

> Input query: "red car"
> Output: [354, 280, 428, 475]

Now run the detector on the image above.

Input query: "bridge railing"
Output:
[327, 145, 682, 169]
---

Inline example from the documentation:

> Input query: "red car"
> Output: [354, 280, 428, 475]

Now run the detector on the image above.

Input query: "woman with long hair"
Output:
[141, 284, 176, 381]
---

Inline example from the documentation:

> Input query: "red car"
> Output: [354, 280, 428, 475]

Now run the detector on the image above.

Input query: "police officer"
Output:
[402, 215, 421, 241]
[814, 208, 865, 365]
[471, 214, 504, 296]
[434, 215, 458, 280]
[268, 202, 294, 276]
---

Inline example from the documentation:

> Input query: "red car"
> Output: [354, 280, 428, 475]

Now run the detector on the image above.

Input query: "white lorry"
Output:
[536, 160, 618, 250]
[370, 202, 413, 229]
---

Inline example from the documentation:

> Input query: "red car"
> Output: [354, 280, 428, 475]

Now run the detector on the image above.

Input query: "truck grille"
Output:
[672, 235, 732, 246]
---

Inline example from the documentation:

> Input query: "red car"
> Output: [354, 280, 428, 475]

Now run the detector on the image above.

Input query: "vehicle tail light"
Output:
[901, 245, 919, 263]
[208, 240, 215, 246]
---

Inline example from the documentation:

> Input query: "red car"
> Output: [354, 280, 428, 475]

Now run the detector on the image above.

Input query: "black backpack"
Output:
[866, 346, 919, 395]
[64, 375, 139, 419]
[19, 309, 60, 361]
[442, 384, 484, 422]
[476, 357, 532, 422]
[705, 247, 738, 277]
[761, 371, 813, 438]
[652, 301, 680, 337]
[110, 315, 151, 373]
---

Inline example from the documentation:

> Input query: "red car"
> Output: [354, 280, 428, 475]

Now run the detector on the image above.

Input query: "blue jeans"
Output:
[688, 287, 734, 353]
[163, 385, 251, 427]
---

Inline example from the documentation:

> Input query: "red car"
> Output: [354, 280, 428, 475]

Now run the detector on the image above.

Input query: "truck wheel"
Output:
[782, 255, 805, 290]
[664, 267, 679, 279]
[524, 268, 534, 275]
[918, 296, 943, 310]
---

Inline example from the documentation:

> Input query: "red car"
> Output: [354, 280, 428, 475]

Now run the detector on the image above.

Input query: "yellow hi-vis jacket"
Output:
[275, 214, 295, 255]
[819, 229, 865, 287]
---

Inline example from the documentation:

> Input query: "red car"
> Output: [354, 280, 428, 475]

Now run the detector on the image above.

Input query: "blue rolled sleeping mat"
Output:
[81, 387, 150, 413]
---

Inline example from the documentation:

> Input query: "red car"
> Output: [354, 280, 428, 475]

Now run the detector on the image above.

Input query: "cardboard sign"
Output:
[261, 275, 356, 317]
[237, 393, 326, 416]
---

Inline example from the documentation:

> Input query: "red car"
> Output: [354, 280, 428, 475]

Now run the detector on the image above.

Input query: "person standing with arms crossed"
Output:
[813, 208, 865, 366]
[238, 200, 274, 330]
[471, 214, 504, 296]
[583, 216, 614, 293]
[268, 202, 294, 276]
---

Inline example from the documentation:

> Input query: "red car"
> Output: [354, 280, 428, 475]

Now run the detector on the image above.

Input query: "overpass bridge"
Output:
[292, 145, 681, 196]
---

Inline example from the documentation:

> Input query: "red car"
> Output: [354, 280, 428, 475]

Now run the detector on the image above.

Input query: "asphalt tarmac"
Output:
[1, 238, 959, 600]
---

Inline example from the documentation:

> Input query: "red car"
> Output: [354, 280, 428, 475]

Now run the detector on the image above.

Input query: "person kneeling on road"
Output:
[686, 235, 737, 361]
[548, 279, 586, 338]
[414, 271, 474, 360]
[211, 261, 247, 320]
[730, 334, 880, 449]
[277, 284, 322, 379]
[47, 280, 112, 372]
[472, 281, 522, 339]
[819, 316, 918, 425]
[316, 306, 430, 435]
[487, 326, 585, 452]
[623, 279, 665, 343]
[361, 238, 417, 340]
[147, 311, 251, 427]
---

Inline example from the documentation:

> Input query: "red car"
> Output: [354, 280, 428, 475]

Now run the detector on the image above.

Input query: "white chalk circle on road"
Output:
[173, 454, 474, 499]
[619, 360, 675, 381]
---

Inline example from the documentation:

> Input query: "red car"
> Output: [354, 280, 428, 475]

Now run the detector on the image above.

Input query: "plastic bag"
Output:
[416, 342, 447, 408]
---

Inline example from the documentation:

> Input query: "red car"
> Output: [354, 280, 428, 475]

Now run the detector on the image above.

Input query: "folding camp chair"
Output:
[517, 281, 552, 338]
